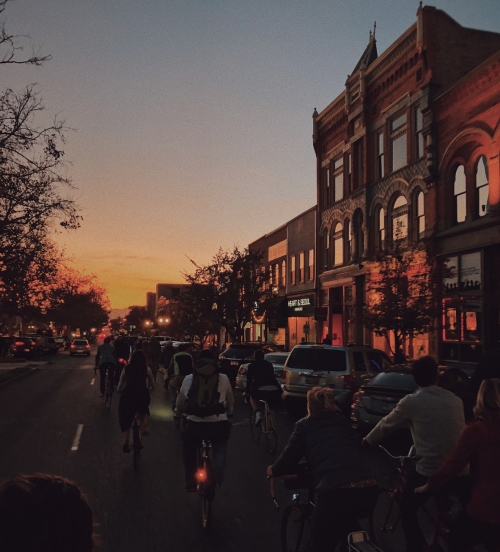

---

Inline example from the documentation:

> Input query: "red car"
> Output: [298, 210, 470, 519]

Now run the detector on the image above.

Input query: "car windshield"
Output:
[222, 347, 259, 360]
[74, 340, 88, 346]
[265, 354, 287, 365]
[286, 348, 347, 372]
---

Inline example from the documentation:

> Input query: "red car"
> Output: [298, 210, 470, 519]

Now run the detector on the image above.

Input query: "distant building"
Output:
[155, 283, 189, 330]
[146, 292, 156, 314]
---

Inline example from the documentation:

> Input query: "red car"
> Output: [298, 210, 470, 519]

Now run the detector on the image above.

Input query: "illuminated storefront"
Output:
[287, 293, 317, 348]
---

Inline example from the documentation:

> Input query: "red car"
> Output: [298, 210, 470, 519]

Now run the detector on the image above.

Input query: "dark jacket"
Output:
[271, 411, 372, 493]
[245, 359, 279, 394]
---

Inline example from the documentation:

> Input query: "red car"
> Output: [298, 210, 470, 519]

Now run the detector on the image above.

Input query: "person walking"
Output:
[362, 356, 468, 552]
[415, 378, 500, 552]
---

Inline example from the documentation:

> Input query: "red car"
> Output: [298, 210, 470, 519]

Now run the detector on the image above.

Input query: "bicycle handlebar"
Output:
[378, 444, 416, 460]
[268, 473, 300, 510]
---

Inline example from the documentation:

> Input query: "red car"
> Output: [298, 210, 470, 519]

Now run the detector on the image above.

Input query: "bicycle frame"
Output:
[196, 439, 215, 530]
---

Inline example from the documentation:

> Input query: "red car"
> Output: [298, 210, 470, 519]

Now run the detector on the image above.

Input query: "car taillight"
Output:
[342, 374, 355, 389]
[86, 345, 91, 349]
[238, 366, 248, 375]
[71, 344, 76, 349]
[15, 341, 24, 346]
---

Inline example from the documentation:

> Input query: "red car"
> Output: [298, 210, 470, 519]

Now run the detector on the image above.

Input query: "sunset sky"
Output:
[3, 0, 500, 309]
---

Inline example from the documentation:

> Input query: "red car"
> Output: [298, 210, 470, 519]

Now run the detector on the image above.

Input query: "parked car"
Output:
[45, 337, 60, 354]
[281, 344, 392, 415]
[51, 336, 65, 350]
[70, 339, 91, 356]
[350, 367, 417, 431]
[8, 337, 38, 359]
[26, 335, 56, 355]
[235, 351, 290, 391]
[219, 342, 280, 385]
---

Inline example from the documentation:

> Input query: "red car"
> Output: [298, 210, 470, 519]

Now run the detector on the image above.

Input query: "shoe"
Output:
[122, 443, 130, 453]
[185, 483, 197, 492]
[255, 411, 262, 426]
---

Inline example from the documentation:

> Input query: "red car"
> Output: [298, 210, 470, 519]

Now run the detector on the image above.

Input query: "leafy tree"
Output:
[363, 245, 442, 360]
[46, 267, 110, 336]
[167, 299, 220, 344]
[180, 247, 273, 342]
[125, 306, 153, 334]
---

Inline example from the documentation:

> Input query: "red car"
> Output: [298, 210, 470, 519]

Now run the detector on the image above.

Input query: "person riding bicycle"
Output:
[362, 356, 469, 552]
[117, 350, 156, 452]
[244, 349, 281, 426]
[415, 378, 500, 552]
[167, 343, 193, 407]
[267, 386, 378, 552]
[175, 349, 234, 492]
[95, 336, 116, 397]
[113, 334, 130, 385]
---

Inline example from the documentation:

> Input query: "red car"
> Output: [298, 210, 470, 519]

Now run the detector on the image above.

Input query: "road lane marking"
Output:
[90, 378, 95, 385]
[71, 424, 84, 451]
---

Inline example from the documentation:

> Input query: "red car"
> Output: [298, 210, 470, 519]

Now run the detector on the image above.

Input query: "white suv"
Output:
[281, 344, 392, 414]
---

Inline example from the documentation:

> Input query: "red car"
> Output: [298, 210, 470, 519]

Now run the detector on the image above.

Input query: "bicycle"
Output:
[370, 445, 460, 551]
[195, 439, 215, 530]
[270, 463, 314, 552]
[130, 413, 142, 470]
[250, 398, 278, 453]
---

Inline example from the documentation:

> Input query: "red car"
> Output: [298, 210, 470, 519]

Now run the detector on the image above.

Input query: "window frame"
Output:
[308, 249, 314, 281]
[391, 194, 408, 243]
[333, 223, 343, 267]
[290, 255, 296, 285]
[413, 103, 424, 160]
[415, 190, 425, 240]
[299, 252, 305, 283]
[453, 165, 467, 224]
[376, 129, 385, 180]
[333, 155, 344, 203]
[389, 109, 408, 173]
[475, 155, 489, 218]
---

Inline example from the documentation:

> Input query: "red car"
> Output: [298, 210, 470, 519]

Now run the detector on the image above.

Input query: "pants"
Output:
[401, 470, 471, 552]
[99, 362, 116, 394]
[311, 485, 378, 552]
[182, 420, 231, 486]
[448, 510, 500, 552]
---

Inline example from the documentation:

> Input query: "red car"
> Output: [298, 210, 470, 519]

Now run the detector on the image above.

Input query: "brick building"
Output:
[312, 5, 500, 366]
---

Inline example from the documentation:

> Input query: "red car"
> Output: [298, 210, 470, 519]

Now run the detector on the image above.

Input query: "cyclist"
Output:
[167, 343, 193, 408]
[244, 349, 281, 426]
[113, 334, 130, 385]
[162, 340, 175, 388]
[149, 335, 162, 376]
[117, 350, 155, 452]
[362, 356, 469, 552]
[95, 336, 116, 397]
[175, 349, 234, 492]
[267, 387, 377, 552]
[416, 378, 500, 552]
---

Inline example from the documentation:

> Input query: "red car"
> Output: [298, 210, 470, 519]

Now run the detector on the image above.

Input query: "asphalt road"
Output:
[0, 349, 415, 552]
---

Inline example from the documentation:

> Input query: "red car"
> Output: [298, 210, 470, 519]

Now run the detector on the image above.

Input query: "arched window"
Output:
[333, 223, 343, 266]
[376, 206, 385, 251]
[392, 195, 408, 241]
[344, 220, 351, 262]
[476, 156, 489, 217]
[454, 165, 466, 223]
[416, 190, 425, 239]
[323, 228, 329, 269]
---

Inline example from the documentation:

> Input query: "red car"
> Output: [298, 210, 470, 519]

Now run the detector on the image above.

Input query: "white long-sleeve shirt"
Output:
[365, 385, 467, 477]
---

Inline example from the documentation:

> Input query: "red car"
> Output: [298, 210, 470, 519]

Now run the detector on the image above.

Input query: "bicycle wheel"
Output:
[200, 456, 214, 530]
[266, 411, 278, 454]
[104, 377, 113, 409]
[132, 421, 141, 470]
[369, 487, 404, 548]
[249, 407, 262, 443]
[281, 504, 311, 552]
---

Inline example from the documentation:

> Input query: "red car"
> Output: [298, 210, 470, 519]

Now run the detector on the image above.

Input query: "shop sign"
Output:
[314, 307, 328, 321]
[287, 294, 315, 316]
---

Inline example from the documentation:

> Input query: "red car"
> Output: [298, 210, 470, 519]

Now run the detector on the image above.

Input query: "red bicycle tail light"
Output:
[196, 469, 207, 482]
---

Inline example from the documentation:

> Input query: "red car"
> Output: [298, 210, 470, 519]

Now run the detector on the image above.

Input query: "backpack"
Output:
[185, 360, 226, 418]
